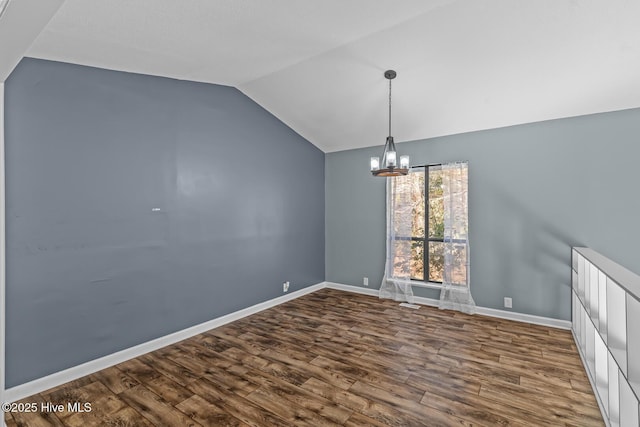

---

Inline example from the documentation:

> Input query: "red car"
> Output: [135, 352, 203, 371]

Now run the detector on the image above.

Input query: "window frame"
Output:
[393, 163, 468, 287]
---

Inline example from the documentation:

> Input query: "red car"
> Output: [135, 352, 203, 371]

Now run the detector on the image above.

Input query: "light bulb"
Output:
[386, 151, 396, 167]
[370, 157, 380, 171]
[400, 155, 410, 169]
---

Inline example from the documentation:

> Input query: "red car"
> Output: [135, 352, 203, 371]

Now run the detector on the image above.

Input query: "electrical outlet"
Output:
[504, 297, 512, 309]
[363, 277, 369, 287]
[283, 281, 289, 293]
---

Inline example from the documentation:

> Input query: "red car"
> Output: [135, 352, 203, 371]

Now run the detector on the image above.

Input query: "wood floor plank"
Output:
[238, 330, 317, 363]
[498, 354, 588, 380]
[419, 389, 513, 427]
[176, 395, 249, 427]
[63, 401, 143, 427]
[200, 361, 261, 397]
[260, 348, 355, 390]
[244, 386, 341, 427]
[119, 384, 201, 427]
[348, 380, 473, 426]
[205, 329, 267, 356]
[186, 377, 295, 427]
[406, 370, 481, 398]
[6, 289, 604, 427]
[310, 350, 410, 386]
[86, 366, 139, 395]
[142, 373, 194, 406]
[302, 377, 454, 427]
[519, 373, 591, 396]
[115, 358, 162, 384]
[137, 352, 200, 387]
[446, 363, 520, 386]
[491, 377, 604, 419]
[570, 376, 597, 394]
[479, 382, 603, 425]
[343, 411, 393, 427]
[221, 346, 312, 387]
[416, 374, 565, 426]
[237, 365, 353, 424]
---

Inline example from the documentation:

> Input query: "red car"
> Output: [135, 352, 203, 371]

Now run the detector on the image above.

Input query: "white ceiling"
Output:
[16, 0, 640, 152]
[0, 0, 63, 81]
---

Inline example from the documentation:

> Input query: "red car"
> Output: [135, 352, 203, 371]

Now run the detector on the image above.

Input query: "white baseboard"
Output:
[324, 281, 380, 297]
[3, 282, 324, 403]
[3, 280, 570, 403]
[325, 282, 571, 330]
[475, 305, 571, 330]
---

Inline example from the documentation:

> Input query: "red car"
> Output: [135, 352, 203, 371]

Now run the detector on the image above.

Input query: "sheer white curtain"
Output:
[379, 170, 421, 303]
[438, 162, 476, 314]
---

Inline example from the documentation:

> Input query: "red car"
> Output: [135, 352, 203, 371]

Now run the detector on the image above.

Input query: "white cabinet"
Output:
[572, 248, 640, 427]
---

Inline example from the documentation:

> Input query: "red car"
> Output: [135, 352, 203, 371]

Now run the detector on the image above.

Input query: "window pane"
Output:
[412, 171, 425, 238]
[392, 174, 412, 237]
[392, 239, 425, 281]
[428, 241, 444, 282]
[392, 170, 425, 239]
[446, 166, 468, 240]
[447, 243, 468, 286]
[392, 239, 411, 278]
[429, 241, 468, 285]
[411, 240, 424, 281]
[428, 167, 444, 239]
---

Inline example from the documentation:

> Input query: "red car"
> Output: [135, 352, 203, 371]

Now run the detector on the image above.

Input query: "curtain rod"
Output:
[411, 163, 441, 168]
[411, 160, 468, 169]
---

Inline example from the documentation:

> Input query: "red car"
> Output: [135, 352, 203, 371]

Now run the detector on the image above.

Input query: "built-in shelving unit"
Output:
[572, 247, 640, 427]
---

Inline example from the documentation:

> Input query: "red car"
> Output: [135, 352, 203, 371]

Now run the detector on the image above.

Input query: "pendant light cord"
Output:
[388, 78, 392, 137]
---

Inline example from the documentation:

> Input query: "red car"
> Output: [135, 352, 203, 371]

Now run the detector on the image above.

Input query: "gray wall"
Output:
[326, 108, 640, 320]
[5, 58, 324, 387]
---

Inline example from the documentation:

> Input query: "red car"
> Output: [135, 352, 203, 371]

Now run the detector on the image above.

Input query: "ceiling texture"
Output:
[5, 0, 640, 152]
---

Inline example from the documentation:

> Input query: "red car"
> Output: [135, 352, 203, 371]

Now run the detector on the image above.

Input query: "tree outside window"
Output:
[392, 165, 468, 285]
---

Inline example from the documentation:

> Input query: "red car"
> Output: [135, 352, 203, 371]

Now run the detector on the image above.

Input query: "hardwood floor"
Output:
[4, 289, 603, 426]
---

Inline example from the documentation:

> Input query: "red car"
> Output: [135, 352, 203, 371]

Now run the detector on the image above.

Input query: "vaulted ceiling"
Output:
[3, 0, 640, 152]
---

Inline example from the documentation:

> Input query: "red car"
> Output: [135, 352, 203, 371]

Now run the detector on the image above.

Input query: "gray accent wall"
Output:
[326, 108, 640, 320]
[5, 58, 324, 387]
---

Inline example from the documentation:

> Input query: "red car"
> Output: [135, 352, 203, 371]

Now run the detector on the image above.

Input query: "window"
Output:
[391, 164, 469, 285]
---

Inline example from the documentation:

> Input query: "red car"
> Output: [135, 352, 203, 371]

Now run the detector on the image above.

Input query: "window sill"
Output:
[387, 279, 443, 290]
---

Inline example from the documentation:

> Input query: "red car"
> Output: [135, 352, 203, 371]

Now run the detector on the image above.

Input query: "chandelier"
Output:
[370, 70, 409, 177]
